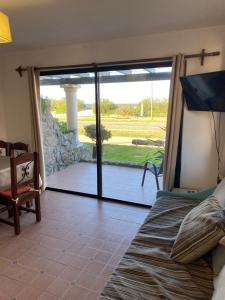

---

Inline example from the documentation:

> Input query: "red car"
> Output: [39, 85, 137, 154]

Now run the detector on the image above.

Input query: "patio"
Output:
[47, 162, 162, 206]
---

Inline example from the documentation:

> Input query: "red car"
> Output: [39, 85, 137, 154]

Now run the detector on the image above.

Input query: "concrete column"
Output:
[61, 84, 80, 144]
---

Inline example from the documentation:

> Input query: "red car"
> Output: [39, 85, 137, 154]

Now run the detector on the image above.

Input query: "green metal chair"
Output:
[141, 150, 164, 190]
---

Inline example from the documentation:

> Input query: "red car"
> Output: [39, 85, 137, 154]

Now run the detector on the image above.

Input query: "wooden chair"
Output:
[0, 140, 11, 156]
[0, 141, 14, 216]
[0, 152, 41, 235]
[10, 142, 33, 208]
[10, 142, 29, 157]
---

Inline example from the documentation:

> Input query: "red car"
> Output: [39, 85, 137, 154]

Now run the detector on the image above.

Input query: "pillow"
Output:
[157, 186, 216, 200]
[170, 196, 225, 264]
[212, 265, 225, 300]
[213, 177, 225, 208]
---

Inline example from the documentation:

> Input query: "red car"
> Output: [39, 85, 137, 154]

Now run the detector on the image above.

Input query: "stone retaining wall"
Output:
[41, 100, 91, 176]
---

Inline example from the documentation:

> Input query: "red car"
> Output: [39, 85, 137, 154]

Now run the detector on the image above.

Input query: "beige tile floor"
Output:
[47, 162, 161, 206]
[0, 191, 149, 300]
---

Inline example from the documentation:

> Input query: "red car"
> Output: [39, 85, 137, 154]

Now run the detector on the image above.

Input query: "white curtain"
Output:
[163, 54, 185, 191]
[27, 67, 46, 190]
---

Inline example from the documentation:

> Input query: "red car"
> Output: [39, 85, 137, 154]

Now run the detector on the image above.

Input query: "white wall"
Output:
[1, 25, 225, 188]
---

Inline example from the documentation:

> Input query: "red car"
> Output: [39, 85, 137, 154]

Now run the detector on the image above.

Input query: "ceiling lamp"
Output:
[0, 11, 12, 43]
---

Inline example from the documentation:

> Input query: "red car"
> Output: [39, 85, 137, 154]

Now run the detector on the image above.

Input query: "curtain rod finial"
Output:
[15, 66, 23, 77]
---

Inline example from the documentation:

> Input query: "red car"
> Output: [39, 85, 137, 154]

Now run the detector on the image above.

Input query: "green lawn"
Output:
[55, 114, 166, 124]
[54, 114, 166, 164]
[56, 114, 167, 140]
[86, 143, 162, 164]
[79, 128, 164, 139]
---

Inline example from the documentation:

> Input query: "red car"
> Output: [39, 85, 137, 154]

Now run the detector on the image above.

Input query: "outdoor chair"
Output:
[0, 152, 41, 235]
[141, 150, 164, 190]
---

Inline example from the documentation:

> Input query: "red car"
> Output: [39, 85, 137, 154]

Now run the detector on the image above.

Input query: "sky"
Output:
[40, 80, 171, 104]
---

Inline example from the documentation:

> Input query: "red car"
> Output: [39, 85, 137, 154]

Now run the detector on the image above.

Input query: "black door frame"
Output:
[41, 60, 172, 208]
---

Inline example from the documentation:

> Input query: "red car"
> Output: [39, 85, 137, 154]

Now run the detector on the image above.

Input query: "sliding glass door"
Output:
[40, 71, 98, 195]
[98, 65, 171, 205]
[40, 62, 171, 206]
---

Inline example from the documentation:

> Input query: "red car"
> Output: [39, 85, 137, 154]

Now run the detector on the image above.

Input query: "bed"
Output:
[100, 196, 214, 300]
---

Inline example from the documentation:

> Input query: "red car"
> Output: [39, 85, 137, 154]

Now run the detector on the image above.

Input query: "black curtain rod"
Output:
[15, 49, 220, 77]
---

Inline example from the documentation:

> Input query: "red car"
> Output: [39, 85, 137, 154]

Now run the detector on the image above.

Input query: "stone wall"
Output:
[41, 100, 91, 176]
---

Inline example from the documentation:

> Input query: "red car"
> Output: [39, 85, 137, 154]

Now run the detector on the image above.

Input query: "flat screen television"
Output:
[180, 70, 225, 111]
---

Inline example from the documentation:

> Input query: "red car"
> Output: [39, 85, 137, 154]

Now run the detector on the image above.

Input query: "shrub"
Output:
[55, 120, 75, 134]
[84, 124, 112, 143]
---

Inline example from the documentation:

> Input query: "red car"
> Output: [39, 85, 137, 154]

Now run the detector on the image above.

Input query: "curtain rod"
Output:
[15, 49, 220, 77]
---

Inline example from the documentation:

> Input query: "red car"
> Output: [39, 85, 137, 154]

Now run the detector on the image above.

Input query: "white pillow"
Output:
[212, 265, 225, 300]
[213, 178, 225, 208]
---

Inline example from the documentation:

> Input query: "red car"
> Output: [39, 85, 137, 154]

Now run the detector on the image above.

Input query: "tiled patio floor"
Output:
[47, 162, 162, 206]
[0, 191, 149, 300]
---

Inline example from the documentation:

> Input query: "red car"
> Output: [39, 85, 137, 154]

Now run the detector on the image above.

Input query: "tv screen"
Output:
[180, 70, 225, 112]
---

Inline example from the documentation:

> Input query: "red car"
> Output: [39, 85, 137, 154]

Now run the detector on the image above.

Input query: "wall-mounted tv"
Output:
[180, 70, 225, 112]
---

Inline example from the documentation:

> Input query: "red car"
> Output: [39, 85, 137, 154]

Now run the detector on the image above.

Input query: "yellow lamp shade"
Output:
[0, 11, 12, 43]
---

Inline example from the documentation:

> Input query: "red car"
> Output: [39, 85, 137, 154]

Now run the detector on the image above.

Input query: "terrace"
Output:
[47, 162, 162, 206]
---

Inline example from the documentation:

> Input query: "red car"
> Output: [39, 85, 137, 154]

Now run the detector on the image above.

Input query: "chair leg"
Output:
[13, 203, 20, 235]
[141, 163, 148, 186]
[155, 175, 160, 190]
[35, 195, 41, 222]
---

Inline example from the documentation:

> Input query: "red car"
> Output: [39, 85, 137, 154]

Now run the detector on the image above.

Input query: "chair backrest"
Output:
[0, 140, 11, 156]
[10, 142, 29, 157]
[10, 152, 39, 199]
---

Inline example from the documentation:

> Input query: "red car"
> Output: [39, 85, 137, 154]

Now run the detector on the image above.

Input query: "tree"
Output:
[84, 124, 112, 143]
[77, 99, 85, 112]
[50, 98, 85, 114]
[115, 104, 135, 116]
[135, 98, 168, 118]
[92, 99, 117, 115]
[51, 98, 66, 114]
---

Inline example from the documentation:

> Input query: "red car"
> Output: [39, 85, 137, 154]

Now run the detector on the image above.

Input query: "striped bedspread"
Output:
[100, 196, 214, 300]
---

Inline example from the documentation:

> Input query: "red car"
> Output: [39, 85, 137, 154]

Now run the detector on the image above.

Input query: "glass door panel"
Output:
[98, 66, 171, 205]
[40, 71, 97, 195]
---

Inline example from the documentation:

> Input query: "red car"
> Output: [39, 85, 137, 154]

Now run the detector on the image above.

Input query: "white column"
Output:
[61, 84, 80, 144]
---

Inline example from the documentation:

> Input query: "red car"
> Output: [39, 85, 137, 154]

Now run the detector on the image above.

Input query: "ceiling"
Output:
[0, 0, 225, 51]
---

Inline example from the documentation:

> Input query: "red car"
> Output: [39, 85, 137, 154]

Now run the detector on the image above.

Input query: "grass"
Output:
[78, 128, 164, 139]
[103, 144, 161, 164]
[54, 113, 166, 164]
[85, 143, 162, 164]
[55, 114, 167, 140]
[54, 113, 166, 124]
